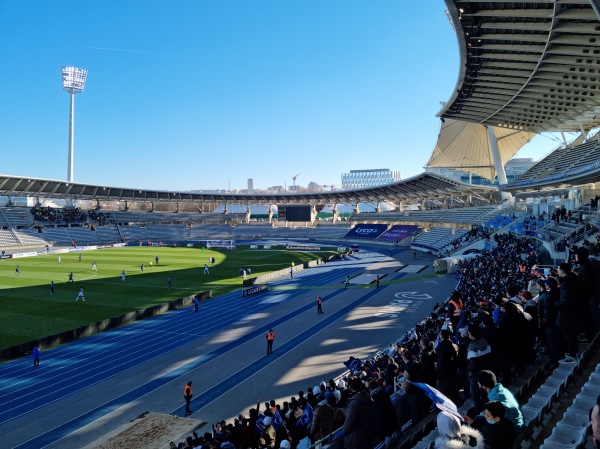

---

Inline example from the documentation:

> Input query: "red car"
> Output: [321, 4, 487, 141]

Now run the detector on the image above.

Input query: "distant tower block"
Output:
[247, 178, 254, 194]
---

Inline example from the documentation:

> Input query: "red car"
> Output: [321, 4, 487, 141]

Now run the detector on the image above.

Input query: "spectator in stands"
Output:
[367, 378, 397, 443]
[342, 377, 376, 449]
[398, 349, 430, 426]
[542, 277, 565, 368]
[556, 262, 582, 363]
[445, 291, 464, 329]
[419, 337, 437, 387]
[463, 400, 515, 449]
[476, 370, 524, 432]
[310, 393, 333, 442]
[258, 416, 275, 448]
[434, 411, 485, 449]
[575, 246, 600, 336]
[466, 324, 494, 412]
[436, 328, 459, 404]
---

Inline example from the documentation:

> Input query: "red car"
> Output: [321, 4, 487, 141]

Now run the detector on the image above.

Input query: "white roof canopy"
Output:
[426, 118, 536, 180]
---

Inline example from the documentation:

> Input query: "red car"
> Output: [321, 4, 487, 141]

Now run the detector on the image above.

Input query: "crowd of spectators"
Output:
[172, 231, 600, 449]
[31, 206, 87, 223]
[87, 209, 109, 225]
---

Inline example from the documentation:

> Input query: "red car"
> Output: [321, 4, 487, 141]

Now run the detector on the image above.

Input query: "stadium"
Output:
[2, 1, 600, 449]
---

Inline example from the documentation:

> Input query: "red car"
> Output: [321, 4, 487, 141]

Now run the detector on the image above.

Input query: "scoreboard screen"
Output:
[277, 205, 311, 222]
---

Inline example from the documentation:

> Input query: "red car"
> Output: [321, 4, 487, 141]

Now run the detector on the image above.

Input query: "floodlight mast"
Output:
[61, 66, 87, 183]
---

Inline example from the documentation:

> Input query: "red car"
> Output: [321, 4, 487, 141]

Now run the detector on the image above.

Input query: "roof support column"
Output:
[268, 205, 273, 224]
[311, 204, 316, 224]
[333, 204, 339, 223]
[245, 206, 251, 224]
[486, 126, 508, 186]
[376, 201, 382, 213]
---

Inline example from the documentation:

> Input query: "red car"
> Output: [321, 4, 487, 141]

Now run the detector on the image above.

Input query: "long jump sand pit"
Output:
[83, 412, 204, 449]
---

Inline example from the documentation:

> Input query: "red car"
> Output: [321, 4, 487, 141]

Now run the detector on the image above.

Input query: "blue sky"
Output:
[0, 1, 564, 192]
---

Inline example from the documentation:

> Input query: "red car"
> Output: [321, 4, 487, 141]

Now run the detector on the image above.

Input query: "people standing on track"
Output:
[92, 261, 97, 272]
[184, 381, 193, 415]
[376, 275, 380, 288]
[32, 345, 40, 367]
[76, 287, 85, 302]
[168, 275, 173, 289]
[413, 249, 417, 259]
[57, 255, 61, 264]
[266, 329, 275, 354]
[140, 263, 144, 272]
[79, 253, 82, 263]
[242, 269, 247, 280]
[155, 256, 159, 265]
[204, 264, 209, 275]
[345, 276, 350, 288]
[15, 265, 20, 275]
[121, 270, 126, 282]
[150, 260, 153, 268]
[50, 281, 55, 296]
[317, 296, 323, 314]
[193, 296, 199, 312]
[68, 272, 73, 283]
[290, 266, 294, 279]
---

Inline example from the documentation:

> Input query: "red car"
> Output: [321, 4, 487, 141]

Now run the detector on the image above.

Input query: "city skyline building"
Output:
[341, 169, 401, 190]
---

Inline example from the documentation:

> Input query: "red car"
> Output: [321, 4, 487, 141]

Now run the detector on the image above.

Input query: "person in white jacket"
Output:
[434, 411, 485, 449]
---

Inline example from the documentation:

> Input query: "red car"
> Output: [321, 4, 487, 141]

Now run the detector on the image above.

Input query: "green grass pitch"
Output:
[0, 245, 339, 349]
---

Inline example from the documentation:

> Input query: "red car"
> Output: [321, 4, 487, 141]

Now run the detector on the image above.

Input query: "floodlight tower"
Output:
[61, 66, 88, 183]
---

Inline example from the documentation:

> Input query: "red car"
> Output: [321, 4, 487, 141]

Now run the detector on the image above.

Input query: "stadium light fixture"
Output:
[61, 66, 88, 183]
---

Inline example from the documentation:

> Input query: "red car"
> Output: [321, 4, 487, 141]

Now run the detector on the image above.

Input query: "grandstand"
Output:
[4, 1, 600, 448]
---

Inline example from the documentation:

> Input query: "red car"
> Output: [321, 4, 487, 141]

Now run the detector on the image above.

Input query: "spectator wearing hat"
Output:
[476, 370, 524, 432]
[557, 262, 583, 363]
[434, 411, 485, 449]
[259, 416, 275, 449]
[278, 440, 291, 449]
[310, 393, 334, 442]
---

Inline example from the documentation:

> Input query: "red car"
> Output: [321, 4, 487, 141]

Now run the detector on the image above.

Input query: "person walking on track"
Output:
[184, 381, 193, 415]
[317, 296, 323, 314]
[266, 329, 275, 354]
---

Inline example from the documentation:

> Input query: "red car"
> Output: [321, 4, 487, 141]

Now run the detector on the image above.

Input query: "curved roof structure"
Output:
[440, 0, 600, 133]
[0, 173, 496, 206]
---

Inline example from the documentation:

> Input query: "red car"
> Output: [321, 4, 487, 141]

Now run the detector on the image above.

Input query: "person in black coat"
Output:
[467, 400, 515, 449]
[436, 328, 459, 403]
[557, 262, 583, 360]
[367, 379, 398, 441]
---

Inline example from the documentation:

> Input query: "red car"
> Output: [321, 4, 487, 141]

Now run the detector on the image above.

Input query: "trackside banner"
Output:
[242, 284, 268, 298]
[285, 244, 321, 251]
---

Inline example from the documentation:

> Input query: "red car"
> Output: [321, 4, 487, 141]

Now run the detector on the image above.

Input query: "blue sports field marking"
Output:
[13, 281, 388, 449]
[172, 283, 391, 415]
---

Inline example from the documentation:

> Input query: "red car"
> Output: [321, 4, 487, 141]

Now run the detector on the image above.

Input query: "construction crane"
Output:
[292, 173, 300, 188]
